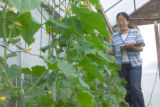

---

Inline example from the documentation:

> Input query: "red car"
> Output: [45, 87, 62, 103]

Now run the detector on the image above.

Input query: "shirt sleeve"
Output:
[135, 30, 145, 46]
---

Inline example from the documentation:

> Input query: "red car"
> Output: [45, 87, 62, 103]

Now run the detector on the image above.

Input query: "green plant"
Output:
[0, 0, 128, 107]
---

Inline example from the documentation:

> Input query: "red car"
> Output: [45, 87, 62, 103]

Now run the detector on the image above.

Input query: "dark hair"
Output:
[116, 12, 130, 21]
[116, 12, 133, 28]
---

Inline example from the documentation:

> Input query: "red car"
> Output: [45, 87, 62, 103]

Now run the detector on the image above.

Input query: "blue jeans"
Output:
[118, 63, 145, 107]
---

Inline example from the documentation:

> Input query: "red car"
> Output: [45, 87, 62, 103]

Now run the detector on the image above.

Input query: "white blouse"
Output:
[121, 33, 129, 62]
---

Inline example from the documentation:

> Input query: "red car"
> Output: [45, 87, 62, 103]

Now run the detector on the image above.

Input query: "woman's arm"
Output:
[121, 44, 144, 52]
[131, 45, 143, 52]
[107, 50, 115, 56]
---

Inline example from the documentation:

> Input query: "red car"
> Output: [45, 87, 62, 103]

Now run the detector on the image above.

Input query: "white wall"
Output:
[139, 24, 158, 73]
[139, 24, 160, 107]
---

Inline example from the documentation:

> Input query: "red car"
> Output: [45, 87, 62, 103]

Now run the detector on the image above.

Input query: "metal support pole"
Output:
[105, 0, 122, 13]
[133, 0, 136, 12]
[19, 39, 24, 107]
[154, 21, 160, 78]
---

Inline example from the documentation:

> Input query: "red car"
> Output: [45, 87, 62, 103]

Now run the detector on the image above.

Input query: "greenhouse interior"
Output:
[0, 0, 160, 107]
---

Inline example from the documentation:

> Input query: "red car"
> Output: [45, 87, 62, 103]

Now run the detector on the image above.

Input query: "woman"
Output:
[109, 12, 145, 107]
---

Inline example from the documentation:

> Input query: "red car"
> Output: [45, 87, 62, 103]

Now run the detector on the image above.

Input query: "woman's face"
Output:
[117, 15, 129, 31]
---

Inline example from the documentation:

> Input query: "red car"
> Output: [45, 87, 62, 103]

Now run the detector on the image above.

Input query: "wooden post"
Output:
[96, 4, 114, 43]
[83, 1, 92, 10]
[154, 21, 160, 77]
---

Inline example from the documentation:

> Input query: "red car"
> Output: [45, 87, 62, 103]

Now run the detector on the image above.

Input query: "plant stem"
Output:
[2, 1, 8, 68]
[64, 89, 75, 106]
[0, 67, 16, 96]
[24, 71, 46, 94]
[7, 25, 14, 43]
[52, 0, 66, 18]
[53, 72, 57, 101]
[37, 7, 48, 21]
[18, 77, 45, 92]
[1, 0, 15, 94]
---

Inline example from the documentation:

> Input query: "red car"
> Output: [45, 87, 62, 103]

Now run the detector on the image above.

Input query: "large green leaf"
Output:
[21, 68, 31, 74]
[80, 57, 104, 82]
[0, 56, 4, 68]
[79, 78, 90, 89]
[31, 65, 46, 77]
[73, 18, 84, 36]
[17, 12, 41, 45]
[40, 45, 50, 53]
[72, 38, 94, 55]
[97, 51, 114, 63]
[119, 101, 129, 107]
[76, 91, 94, 107]
[7, 64, 21, 79]
[66, 38, 94, 62]
[49, 17, 72, 29]
[84, 33, 107, 51]
[72, 5, 109, 38]
[87, 54, 105, 66]
[21, 65, 46, 77]
[104, 65, 111, 76]
[9, 0, 45, 14]
[57, 60, 78, 78]
[39, 95, 54, 106]
[24, 89, 46, 106]
[10, 38, 21, 44]
[40, 56, 60, 70]
[7, 52, 17, 59]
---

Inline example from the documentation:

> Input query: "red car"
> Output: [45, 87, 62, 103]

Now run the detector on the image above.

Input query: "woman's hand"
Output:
[120, 44, 134, 50]
[125, 44, 135, 50]
[107, 50, 115, 56]
[121, 44, 143, 52]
